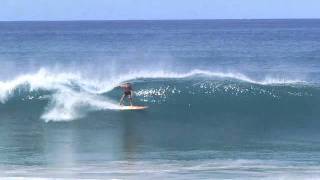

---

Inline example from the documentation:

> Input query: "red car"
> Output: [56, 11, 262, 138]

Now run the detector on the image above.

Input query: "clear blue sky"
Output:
[1, 0, 320, 21]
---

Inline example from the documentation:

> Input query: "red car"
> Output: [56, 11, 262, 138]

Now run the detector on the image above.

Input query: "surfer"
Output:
[119, 82, 133, 106]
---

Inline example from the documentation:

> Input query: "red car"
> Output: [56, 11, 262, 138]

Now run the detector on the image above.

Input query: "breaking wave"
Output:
[0, 68, 313, 122]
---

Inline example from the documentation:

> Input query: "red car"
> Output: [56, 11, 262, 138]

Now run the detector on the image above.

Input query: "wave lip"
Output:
[176, 69, 305, 85]
[93, 69, 305, 94]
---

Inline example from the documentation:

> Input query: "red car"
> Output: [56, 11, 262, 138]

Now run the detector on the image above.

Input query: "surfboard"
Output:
[120, 106, 148, 110]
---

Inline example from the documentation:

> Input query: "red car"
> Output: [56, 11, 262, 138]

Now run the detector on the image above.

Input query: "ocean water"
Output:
[0, 19, 320, 179]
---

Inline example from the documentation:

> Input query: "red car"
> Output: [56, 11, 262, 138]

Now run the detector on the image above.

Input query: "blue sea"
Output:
[0, 19, 320, 179]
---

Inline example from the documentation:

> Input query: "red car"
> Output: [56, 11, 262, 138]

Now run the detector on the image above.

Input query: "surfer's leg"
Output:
[128, 95, 133, 106]
[120, 94, 125, 105]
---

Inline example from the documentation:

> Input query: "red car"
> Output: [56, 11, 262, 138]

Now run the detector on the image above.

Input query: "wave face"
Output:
[131, 78, 320, 133]
[0, 68, 318, 127]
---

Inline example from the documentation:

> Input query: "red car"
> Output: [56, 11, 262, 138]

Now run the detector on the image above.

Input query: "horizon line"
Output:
[1, 18, 320, 22]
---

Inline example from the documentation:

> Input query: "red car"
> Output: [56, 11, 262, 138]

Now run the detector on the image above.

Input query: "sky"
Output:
[1, 0, 320, 21]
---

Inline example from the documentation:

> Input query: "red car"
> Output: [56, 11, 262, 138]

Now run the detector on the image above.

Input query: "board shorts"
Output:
[124, 91, 131, 96]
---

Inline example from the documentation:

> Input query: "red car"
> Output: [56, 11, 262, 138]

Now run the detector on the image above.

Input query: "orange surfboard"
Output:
[120, 106, 148, 110]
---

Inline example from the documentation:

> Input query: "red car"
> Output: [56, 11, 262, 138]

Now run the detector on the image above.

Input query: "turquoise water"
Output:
[1, 20, 320, 179]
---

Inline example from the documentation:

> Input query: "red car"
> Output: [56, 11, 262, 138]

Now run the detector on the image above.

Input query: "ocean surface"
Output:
[0, 19, 320, 179]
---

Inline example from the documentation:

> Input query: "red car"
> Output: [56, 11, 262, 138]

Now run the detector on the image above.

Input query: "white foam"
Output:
[0, 69, 122, 122]
[41, 89, 120, 122]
